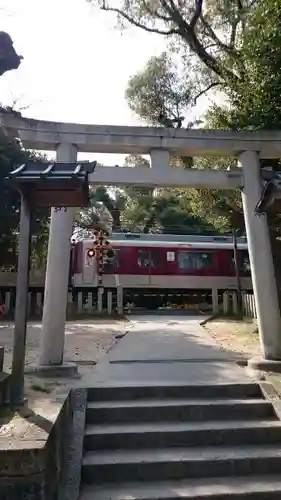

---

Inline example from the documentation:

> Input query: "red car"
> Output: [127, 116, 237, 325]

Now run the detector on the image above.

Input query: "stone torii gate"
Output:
[1, 113, 281, 373]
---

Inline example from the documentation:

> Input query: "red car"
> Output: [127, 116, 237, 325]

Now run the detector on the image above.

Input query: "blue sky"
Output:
[0, 0, 214, 164]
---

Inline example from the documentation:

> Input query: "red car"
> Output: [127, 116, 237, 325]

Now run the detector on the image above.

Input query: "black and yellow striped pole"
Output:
[88, 230, 115, 291]
[93, 230, 105, 288]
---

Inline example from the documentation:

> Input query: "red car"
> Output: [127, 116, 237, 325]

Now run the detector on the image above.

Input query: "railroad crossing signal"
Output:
[86, 231, 115, 263]
[86, 230, 115, 288]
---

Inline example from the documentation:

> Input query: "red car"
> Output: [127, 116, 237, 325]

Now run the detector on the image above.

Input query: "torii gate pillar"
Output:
[39, 143, 78, 370]
[239, 150, 281, 368]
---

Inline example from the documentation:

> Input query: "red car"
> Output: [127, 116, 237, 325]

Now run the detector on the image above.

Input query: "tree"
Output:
[117, 0, 281, 235]
[126, 54, 199, 171]
[123, 154, 152, 197]
[210, 0, 281, 283]
[123, 52, 221, 233]
[121, 187, 216, 234]
[212, 0, 281, 133]
[0, 131, 49, 269]
[91, 186, 125, 231]
[0, 36, 50, 270]
[92, 0, 255, 85]
[198, 0, 281, 224]
[74, 190, 114, 236]
[188, 157, 244, 234]
[74, 184, 128, 236]
[126, 52, 194, 127]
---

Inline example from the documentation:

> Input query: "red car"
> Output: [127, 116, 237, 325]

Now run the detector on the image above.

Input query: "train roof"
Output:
[79, 233, 248, 250]
[82, 232, 247, 243]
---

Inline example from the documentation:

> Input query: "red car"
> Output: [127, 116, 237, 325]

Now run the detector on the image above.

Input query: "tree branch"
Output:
[142, 0, 173, 22]
[200, 15, 236, 54]
[229, 0, 244, 48]
[193, 82, 221, 105]
[190, 0, 203, 29]
[101, 0, 239, 83]
[101, 3, 179, 35]
[159, 0, 175, 18]
[229, 19, 239, 48]
[159, 0, 239, 81]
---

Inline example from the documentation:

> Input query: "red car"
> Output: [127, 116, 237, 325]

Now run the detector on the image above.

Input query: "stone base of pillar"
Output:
[25, 361, 78, 378]
[248, 356, 281, 373]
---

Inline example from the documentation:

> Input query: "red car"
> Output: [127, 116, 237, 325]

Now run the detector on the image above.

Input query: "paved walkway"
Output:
[82, 315, 251, 386]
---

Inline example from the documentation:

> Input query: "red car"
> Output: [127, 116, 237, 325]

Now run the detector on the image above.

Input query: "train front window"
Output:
[107, 249, 120, 268]
[177, 251, 213, 270]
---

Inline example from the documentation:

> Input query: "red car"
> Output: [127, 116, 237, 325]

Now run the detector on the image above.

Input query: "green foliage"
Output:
[225, 0, 281, 132]
[121, 48, 234, 234]
[0, 131, 49, 270]
[120, 0, 281, 236]
[123, 155, 152, 198]
[74, 186, 127, 235]
[199, 0, 281, 282]
[126, 52, 193, 127]
[121, 189, 216, 234]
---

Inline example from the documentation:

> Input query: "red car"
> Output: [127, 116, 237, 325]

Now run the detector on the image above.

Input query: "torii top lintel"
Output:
[1, 112, 281, 159]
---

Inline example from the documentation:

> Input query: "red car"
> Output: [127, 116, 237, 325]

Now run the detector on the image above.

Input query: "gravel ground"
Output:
[0, 319, 129, 401]
[203, 318, 261, 359]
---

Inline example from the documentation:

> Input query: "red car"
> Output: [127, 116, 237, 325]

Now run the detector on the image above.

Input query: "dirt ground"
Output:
[203, 317, 261, 359]
[0, 319, 129, 402]
[203, 317, 281, 395]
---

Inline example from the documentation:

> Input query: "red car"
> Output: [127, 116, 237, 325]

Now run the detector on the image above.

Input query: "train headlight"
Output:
[87, 249, 95, 258]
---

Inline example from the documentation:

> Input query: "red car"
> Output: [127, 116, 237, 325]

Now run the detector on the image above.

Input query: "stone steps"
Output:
[80, 475, 281, 500]
[86, 398, 273, 424]
[82, 445, 281, 483]
[86, 382, 262, 402]
[79, 382, 281, 499]
[84, 419, 281, 450]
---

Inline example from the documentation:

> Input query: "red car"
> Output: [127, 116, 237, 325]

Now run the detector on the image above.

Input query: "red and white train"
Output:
[70, 233, 252, 308]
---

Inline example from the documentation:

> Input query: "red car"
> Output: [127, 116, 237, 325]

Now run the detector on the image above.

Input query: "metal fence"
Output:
[0, 286, 256, 319]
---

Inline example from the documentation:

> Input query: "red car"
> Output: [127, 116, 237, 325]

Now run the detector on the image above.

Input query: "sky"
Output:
[0, 0, 214, 164]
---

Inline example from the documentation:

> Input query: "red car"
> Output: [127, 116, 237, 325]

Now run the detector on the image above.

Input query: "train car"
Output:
[71, 233, 252, 309]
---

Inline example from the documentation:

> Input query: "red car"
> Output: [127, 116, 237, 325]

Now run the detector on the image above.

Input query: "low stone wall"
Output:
[0, 388, 86, 500]
[44, 393, 74, 500]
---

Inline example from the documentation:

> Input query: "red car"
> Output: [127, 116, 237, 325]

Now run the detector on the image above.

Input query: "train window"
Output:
[138, 250, 150, 268]
[138, 249, 160, 268]
[177, 251, 213, 270]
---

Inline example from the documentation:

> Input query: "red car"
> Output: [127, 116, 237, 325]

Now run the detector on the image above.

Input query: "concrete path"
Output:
[83, 315, 251, 386]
